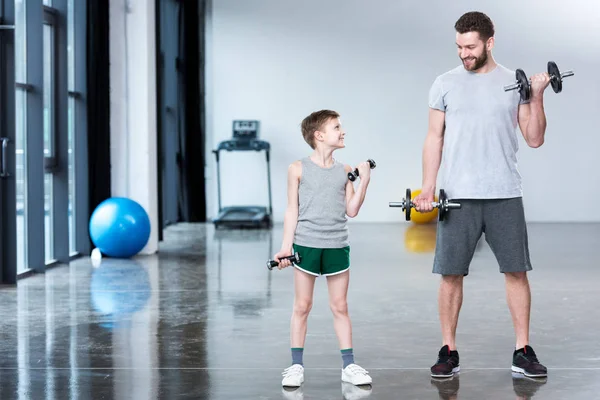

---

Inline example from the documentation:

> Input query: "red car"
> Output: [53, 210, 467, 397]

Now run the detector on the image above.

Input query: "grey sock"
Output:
[291, 348, 304, 366]
[341, 348, 354, 368]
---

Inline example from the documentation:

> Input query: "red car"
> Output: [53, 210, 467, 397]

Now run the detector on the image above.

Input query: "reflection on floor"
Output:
[1, 222, 599, 399]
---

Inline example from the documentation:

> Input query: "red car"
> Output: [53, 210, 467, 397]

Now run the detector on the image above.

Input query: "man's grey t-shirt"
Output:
[428, 64, 528, 199]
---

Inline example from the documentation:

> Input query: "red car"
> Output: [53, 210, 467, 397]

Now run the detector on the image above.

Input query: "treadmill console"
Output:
[216, 120, 270, 151]
[233, 120, 259, 140]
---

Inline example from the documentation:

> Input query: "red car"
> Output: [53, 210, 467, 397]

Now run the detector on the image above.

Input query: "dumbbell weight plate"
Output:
[548, 61, 562, 94]
[405, 188, 412, 221]
[438, 189, 447, 221]
[516, 69, 530, 102]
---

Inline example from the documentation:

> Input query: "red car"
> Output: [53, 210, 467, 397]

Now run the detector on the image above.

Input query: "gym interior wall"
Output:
[206, 0, 599, 223]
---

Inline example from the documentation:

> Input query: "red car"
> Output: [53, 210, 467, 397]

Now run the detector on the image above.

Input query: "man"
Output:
[414, 11, 549, 379]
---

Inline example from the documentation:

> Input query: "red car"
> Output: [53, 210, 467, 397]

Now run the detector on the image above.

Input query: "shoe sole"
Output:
[341, 378, 372, 386]
[511, 365, 547, 378]
[341, 375, 372, 386]
[282, 383, 303, 388]
[431, 366, 460, 378]
[282, 377, 304, 388]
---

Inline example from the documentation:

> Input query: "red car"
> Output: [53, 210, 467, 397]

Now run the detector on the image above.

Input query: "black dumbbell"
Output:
[504, 61, 574, 101]
[348, 159, 376, 181]
[266, 252, 301, 270]
[547, 61, 574, 94]
[389, 188, 461, 221]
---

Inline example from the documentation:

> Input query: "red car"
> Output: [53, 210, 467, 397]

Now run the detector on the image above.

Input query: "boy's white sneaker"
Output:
[282, 364, 304, 387]
[341, 364, 372, 386]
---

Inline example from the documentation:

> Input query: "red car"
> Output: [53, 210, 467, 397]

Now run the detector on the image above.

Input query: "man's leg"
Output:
[431, 200, 482, 378]
[439, 274, 464, 351]
[483, 198, 547, 378]
[482, 197, 534, 349]
[505, 271, 531, 350]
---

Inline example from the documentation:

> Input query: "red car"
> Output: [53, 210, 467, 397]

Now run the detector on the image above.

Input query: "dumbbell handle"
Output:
[440, 201, 462, 210]
[348, 159, 376, 181]
[267, 253, 300, 270]
[504, 70, 574, 92]
[388, 200, 462, 210]
[557, 70, 575, 79]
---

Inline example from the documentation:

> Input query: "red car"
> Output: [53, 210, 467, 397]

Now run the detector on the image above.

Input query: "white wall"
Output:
[205, 0, 600, 223]
[110, 0, 159, 253]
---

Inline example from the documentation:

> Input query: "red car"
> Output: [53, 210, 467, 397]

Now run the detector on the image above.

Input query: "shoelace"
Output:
[282, 365, 303, 377]
[345, 364, 369, 375]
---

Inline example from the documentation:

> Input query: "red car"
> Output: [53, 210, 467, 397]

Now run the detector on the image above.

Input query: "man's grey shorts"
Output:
[433, 197, 532, 276]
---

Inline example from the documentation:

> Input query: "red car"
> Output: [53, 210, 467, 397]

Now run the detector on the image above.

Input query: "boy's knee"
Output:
[329, 298, 348, 316]
[293, 299, 313, 317]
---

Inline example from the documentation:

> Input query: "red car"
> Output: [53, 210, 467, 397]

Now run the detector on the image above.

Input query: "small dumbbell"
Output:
[348, 159, 376, 181]
[504, 61, 574, 101]
[389, 188, 461, 221]
[266, 252, 302, 270]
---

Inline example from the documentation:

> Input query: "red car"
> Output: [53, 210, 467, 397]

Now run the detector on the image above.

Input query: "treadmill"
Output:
[212, 120, 273, 229]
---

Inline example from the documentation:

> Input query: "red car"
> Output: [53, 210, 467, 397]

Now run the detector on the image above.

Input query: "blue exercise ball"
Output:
[89, 197, 151, 258]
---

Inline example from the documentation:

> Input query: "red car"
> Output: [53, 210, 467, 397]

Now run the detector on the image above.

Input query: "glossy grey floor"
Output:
[2, 222, 599, 399]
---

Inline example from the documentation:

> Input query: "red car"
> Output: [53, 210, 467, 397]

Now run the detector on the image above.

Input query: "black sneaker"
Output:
[512, 345, 548, 378]
[431, 345, 460, 378]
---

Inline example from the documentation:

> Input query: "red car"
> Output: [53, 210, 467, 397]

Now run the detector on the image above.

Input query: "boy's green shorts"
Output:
[292, 243, 350, 277]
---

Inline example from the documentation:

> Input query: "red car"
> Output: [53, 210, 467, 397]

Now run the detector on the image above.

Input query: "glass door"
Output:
[43, 2, 70, 266]
[13, 0, 83, 277]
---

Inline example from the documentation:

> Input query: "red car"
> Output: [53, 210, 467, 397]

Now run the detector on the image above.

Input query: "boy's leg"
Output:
[289, 243, 321, 357]
[282, 267, 316, 388]
[326, 270, 352, 350]
[322, 246, 352, 351]
[323, 248, 371, 385]
[291, 267, 317, 351]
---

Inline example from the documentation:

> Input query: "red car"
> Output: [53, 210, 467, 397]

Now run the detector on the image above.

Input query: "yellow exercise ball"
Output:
[410, 189, 438, 224]
[404, 224, 437, 253]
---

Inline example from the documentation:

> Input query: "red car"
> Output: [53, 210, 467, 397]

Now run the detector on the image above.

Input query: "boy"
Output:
[273, 109, 373, 388]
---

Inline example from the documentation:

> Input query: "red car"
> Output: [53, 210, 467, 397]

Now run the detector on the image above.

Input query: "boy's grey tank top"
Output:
[294, 157, 349, 248]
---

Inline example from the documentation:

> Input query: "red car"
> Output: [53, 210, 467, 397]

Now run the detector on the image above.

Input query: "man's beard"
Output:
[462, 51, 488, 71]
